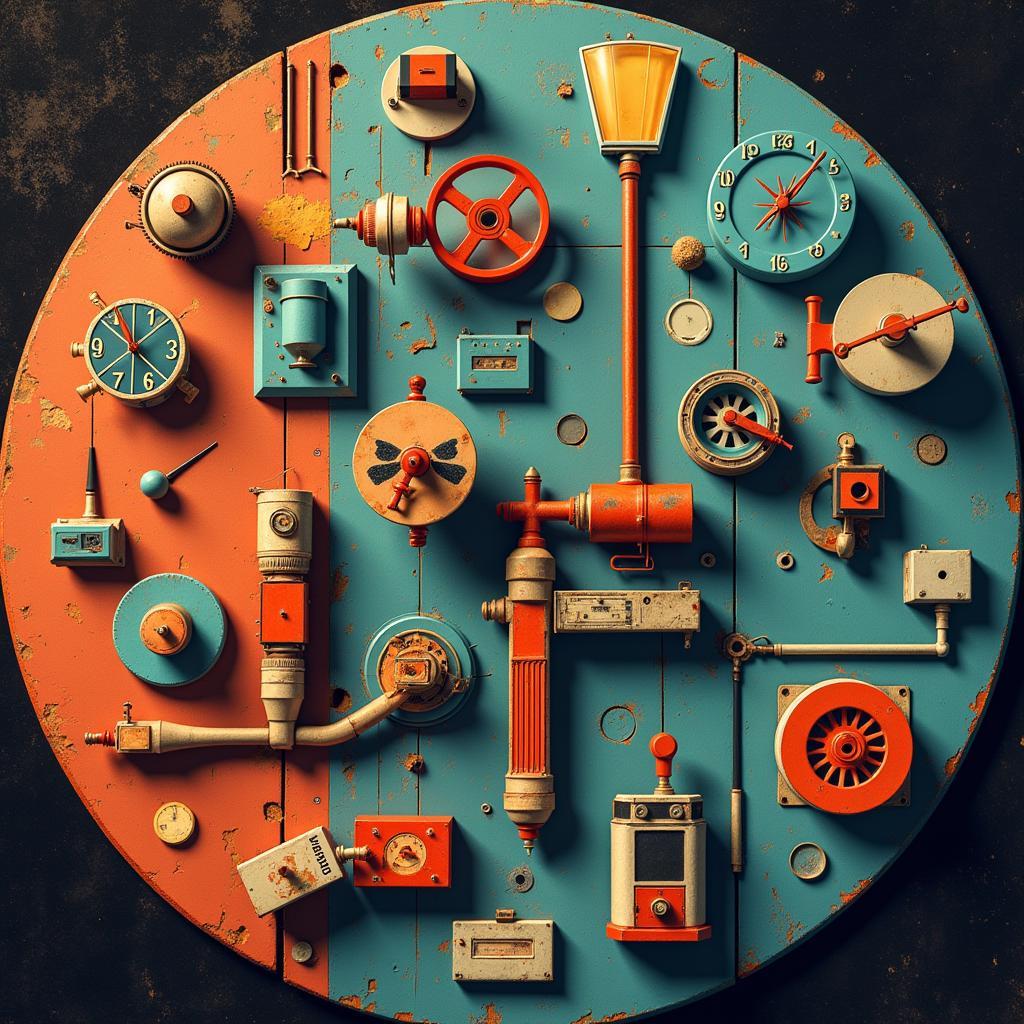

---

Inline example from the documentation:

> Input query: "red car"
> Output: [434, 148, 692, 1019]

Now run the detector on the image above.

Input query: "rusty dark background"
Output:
[0, 1, 1022, 1022]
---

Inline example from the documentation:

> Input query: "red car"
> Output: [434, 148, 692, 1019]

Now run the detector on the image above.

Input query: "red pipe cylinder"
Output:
[581, 482, 693, 545]
[619, 156, 642, 484]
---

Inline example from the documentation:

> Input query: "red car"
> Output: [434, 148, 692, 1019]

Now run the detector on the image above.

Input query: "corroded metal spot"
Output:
[556, 413, 587, 446]
[915, 433, 948, 466]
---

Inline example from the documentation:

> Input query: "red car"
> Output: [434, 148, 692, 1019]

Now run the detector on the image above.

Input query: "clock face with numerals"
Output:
[83, 298, 188, 406]
[707, 130, 856, 281]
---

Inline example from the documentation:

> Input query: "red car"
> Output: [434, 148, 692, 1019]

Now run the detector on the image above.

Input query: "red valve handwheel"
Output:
[425, 154, 550, 283]
[775, 679, 912, 815]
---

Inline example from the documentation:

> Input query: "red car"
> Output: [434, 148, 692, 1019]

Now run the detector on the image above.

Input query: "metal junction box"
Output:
[452, 913, 554, 982]
[50, 517, 125, 566]
[457, 334, 533, 394]
[554, 589, 700, 636]
[903, 547, 972, 604]
[237, 826, 345, 917]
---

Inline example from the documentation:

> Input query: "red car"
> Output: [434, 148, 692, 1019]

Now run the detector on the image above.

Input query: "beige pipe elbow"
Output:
[294, 688, 414, 746]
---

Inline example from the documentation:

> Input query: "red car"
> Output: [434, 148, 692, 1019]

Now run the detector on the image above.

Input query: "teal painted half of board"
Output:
[321, 4, 1019, 1022]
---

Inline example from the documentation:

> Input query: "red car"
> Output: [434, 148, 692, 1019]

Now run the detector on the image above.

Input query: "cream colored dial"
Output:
[153, 801, 196, 845]
[384, 832, 427, 875]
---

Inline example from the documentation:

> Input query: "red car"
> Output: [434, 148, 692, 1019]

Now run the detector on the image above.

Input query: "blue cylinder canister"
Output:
[281, 277, 328, 369]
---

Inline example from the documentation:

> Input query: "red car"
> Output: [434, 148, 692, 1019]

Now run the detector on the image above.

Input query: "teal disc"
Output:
[363, 613, 474, 728]
[112, 573, 226, 686]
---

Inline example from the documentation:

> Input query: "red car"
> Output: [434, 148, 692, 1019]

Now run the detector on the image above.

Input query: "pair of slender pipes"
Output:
[283, 61, 323, 178]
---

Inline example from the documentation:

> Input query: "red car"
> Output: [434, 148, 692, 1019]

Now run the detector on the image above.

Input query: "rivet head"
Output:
[291, 941, 314, 964]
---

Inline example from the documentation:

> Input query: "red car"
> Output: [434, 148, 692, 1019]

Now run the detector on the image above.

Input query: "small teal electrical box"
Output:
[456, 333, 533, 394]
[253, 264, 358, 399]
[50, 519, 125, 566]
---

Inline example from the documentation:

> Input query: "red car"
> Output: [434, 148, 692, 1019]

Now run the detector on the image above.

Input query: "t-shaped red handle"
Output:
[650, 732, 677, 789]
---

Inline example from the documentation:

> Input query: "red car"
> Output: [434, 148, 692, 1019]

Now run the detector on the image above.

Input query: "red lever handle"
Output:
[650, 732, 677, 784]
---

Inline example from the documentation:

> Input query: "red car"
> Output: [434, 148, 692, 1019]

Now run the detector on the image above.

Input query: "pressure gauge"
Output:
[707, 130, 856, 282]
[678, 370, 792, 476]
[664, 298, 713, 346]
[383, 833, 428, 876]
[72, 297, 195, 407]
[153, 801, 196, 845]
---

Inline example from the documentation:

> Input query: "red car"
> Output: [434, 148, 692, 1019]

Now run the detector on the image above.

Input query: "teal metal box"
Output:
[50, 519, 125, 566]
[456, 333, 533, 394]
[253, 265, 358, 398]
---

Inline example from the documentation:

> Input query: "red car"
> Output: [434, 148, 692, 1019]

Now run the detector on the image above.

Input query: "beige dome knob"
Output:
[138, 162, 234, 258]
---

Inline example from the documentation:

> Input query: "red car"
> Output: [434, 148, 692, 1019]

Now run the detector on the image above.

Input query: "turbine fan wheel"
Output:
[775, 678, 912, 814]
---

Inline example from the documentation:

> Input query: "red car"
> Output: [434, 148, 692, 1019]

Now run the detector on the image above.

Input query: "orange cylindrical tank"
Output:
[576, 482, 693, 545]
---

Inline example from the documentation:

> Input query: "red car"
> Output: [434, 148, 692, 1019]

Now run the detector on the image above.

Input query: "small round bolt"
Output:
[699, 552, 716, 569]
[635, 803, 648, 819]
[776, 551, 795, 571]
[388, 97, 399, 109]
[481, 803, 493, 815]
[650, 898, 670, 917]
[331, 373, 342, 384]
[426, 827, 435, 837]
[263, 298, 274, 314]
[430, 874, 440, 883]
[171, 193, 194, 216]
[371, 827, 381, 838]
[264, 277, 277, 290]
[291, 941, 314, 964]
[372, 874, 381, 883]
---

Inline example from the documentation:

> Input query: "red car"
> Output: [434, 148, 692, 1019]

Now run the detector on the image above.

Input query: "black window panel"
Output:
[634, 829, 685, 882]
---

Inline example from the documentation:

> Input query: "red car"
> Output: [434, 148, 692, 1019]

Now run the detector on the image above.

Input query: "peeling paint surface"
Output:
[0, 3, 1019, 1023]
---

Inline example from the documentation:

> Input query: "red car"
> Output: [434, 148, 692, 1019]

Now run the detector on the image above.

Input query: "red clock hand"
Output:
[112, 305, 139, 353]
[722, 408, 793, 451]
[833, 297, 969, 358]
[786, 149, 827, 203]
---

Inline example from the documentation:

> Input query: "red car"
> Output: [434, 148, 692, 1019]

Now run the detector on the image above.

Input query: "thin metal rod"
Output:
[166, 442, 218, 482]
[750, 605, 951, 659]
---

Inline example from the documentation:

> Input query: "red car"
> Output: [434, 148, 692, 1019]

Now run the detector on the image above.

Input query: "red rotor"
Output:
[425, 154, 549, 283]
[775, 679, 912, 814]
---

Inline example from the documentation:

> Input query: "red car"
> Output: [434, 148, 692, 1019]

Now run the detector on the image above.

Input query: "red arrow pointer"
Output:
[722, 408, 794, 451]
[833, 297, 969, 358]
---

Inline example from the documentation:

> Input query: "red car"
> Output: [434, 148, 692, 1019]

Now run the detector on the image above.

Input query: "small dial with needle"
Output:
[707, 130, 856, 282]
[383, 833, 428, 876]
[71, 293, 195, 407]
[678, 370, 792, 476]
[153, 801, 196, 846]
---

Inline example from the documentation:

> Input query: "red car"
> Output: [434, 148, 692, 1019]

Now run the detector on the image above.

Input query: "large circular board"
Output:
[1, 4, 1018, 1022]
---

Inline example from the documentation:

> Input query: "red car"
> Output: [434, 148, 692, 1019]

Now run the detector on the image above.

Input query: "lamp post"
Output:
[579, 39, 681, 483]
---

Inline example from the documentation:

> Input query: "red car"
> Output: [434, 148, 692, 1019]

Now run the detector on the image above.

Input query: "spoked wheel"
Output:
[775, 679, 913, 814]
[425, 154, 550, 283]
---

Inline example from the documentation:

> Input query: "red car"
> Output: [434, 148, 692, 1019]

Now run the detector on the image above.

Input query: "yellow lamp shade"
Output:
[580, 40, 681, 155]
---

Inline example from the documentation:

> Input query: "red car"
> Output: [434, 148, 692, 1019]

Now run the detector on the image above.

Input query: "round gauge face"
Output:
[84, 298, 187, 406]
[153, 801, 196, 845]
[707, 130, 856, 281]
[664, 298, 713, 346]
[383, 833, 428, 875]
[678, 370, 783, 476]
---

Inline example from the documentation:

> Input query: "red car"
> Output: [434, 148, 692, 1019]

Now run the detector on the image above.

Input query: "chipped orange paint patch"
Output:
[769, 885, 805, 944]
[257, 194, 332, 250]
[1005, 489, 1020, 514]
[570, 1014, 630, 1024]
[831, 120, 880, 167]
[697, 57, 725, 89]
[497, 409, 509, 437]
[470, 1003, 502, 1024]
[339, 994, 362, 1009]
[331, 566, 350, 601]
[792, 406, 811, 424]
[738, 947, 761, 977]
[899, 220, 915, 241]
[818, 563, 834, 583]
[832, 877, 871, 912]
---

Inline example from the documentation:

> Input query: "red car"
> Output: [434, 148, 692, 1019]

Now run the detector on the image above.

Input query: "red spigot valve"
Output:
[650, 732, 677, 794]
[387, 446, 431, 511]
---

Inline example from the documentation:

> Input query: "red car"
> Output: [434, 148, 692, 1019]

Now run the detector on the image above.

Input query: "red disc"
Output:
[425, 154, 549, 283]
[775, 679, 912, 814]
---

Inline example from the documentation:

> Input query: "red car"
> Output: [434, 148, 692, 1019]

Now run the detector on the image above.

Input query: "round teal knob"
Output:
[140, 469, 170, 499]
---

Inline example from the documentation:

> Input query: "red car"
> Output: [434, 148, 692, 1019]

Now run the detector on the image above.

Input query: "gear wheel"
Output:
[129, 161, 234, 259]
